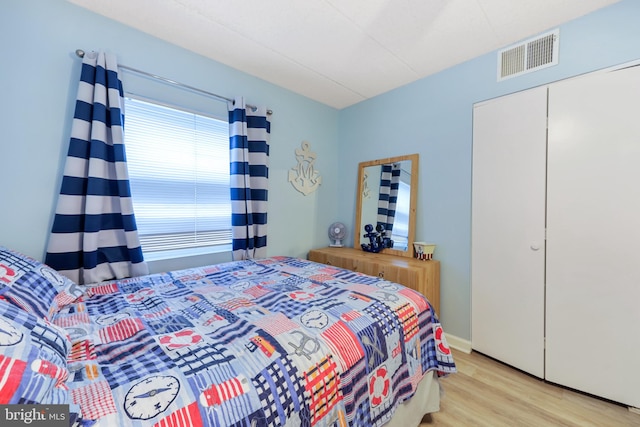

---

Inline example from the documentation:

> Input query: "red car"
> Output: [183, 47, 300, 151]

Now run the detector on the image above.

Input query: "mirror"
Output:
[354, 153, 418, 258]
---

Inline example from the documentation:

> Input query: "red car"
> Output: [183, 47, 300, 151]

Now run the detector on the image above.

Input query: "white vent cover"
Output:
[498, 29, 559, 81]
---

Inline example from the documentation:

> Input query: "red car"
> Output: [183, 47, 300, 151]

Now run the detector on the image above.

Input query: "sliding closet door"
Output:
[471, 87, 547, 378]
[546, 66, 640, 407]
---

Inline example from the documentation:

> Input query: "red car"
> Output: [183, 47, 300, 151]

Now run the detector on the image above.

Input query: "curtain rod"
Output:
[75, 49, 272, 115]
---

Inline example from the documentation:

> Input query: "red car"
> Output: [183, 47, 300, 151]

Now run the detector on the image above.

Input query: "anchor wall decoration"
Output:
[361, 170, 371, 199]
[289, 141, 322, 195]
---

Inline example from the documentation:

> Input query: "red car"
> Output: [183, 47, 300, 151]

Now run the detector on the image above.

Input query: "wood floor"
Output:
[420, 349, 640, 427]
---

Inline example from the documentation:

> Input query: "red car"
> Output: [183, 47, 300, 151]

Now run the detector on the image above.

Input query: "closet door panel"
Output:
[546, 66, 640, 407]
[471, 87, 547, 378]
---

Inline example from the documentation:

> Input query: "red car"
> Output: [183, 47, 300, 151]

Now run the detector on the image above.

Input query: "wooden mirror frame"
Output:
[354, 153, 419, 258]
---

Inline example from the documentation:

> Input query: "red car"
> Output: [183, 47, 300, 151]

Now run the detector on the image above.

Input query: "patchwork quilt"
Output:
[0, 248, 455, 427]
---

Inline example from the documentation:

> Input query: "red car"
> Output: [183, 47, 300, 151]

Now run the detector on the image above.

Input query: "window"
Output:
[124, 97, 231, 255]
[390, 180, 410, 251]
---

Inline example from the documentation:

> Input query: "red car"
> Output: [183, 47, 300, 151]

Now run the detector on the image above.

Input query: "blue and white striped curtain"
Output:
[377, 163, 401, 232]
[228, 97, 270, 261]
[46, 52, 148, 284]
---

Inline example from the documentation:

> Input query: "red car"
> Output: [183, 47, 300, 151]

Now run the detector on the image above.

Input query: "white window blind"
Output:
[391, 180, 410, 250]
[124, 97, 231, 253]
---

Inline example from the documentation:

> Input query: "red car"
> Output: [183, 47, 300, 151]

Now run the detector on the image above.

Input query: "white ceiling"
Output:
[68, 0, 619, 109]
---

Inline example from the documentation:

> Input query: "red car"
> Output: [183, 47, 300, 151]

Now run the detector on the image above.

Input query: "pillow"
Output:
[0, 246, 83, 320]
[0, 300, 71, 404]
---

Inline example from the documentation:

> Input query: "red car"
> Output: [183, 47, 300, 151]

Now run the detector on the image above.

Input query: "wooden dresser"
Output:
[308, 247, 440, 315]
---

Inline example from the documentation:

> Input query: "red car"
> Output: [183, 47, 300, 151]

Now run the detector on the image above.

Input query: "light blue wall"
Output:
[2, 0, 639, 340]
[338, 0, 640, 339]
[0, 0, 340, 269]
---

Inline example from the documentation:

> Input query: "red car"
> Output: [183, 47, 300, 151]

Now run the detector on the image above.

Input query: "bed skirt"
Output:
[386, 371, 441, 427]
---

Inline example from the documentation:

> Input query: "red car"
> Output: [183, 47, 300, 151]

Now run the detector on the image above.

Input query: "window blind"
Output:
[124, 97, 231, 252]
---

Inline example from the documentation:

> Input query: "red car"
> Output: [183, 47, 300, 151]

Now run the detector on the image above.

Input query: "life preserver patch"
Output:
[160, 329, 203, 350]
[368, 365, 390, 407]
[126, 288, 155, 303]
[0, 264, 16, 284]
[288, 290, 315, 301]
[434, 325, 451, 355]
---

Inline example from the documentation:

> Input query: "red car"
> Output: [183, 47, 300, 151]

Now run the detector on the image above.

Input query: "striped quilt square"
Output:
[98, 318, 145, 344]
[321, 321, 365, 371]
[259, 312, 299, 336]
[154, 402, 203, 427]
[70, 381, 117, 420]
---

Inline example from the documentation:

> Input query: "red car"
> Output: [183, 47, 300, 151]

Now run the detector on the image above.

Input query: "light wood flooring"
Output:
[420, 349, 639, 427]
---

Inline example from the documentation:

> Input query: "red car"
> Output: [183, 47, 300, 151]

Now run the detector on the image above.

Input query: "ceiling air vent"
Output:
[498, 29, 559, 81]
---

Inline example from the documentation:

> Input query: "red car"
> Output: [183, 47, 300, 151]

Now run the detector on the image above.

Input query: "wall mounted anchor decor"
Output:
[289, 141, 322, 195]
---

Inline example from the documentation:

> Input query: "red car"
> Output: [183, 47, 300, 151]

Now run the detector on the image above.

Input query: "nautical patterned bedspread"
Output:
[45, 256, 454, 426]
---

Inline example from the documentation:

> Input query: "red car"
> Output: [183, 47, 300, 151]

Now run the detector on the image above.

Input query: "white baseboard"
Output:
[445, 333, 472, 354]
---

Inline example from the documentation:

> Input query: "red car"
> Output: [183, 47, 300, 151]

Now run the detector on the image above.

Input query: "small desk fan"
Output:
[328, 222, 347, 247]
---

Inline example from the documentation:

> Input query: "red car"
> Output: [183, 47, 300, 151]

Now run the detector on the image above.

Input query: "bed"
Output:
[0, 246, 455, 426]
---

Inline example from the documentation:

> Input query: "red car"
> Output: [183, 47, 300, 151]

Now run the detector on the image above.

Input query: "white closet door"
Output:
[471, 87, 547, 378]
[546, 66, 640, 407]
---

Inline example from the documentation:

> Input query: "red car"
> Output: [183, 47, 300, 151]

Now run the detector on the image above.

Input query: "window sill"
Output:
[143, 244, 232, 262]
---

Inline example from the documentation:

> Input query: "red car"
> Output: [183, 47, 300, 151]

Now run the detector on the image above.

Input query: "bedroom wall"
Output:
[3, 0, 639, 342]
[338, 0, 640, 340]
[0, 0, 340, 269]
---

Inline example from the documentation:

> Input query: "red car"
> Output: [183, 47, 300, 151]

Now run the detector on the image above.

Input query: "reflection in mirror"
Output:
[360, 161, 412, 250]
[355, 154, 419, 258]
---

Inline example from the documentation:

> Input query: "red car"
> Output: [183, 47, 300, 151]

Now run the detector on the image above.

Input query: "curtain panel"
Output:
[46, 52, 148, 284]
[228, 97, 271, 260]
[376, 163, 401, 233]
